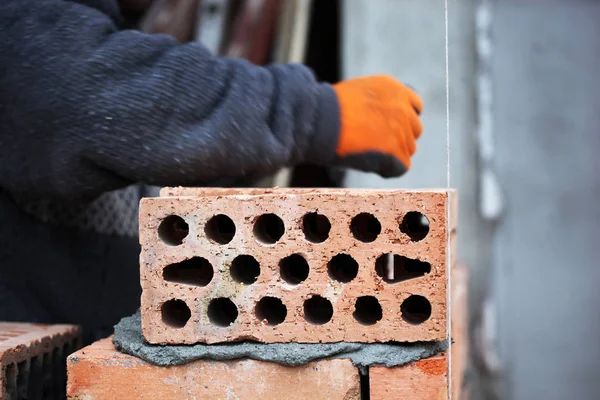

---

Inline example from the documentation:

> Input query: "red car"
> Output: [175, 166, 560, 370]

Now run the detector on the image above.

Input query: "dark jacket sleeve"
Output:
[0, 0, 340, 202]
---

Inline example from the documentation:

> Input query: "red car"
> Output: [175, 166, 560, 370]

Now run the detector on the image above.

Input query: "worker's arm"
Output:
[0, 0, 422, 202]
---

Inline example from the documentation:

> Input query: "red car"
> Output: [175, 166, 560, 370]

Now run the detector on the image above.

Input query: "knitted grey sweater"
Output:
[0, 0, 340, 343]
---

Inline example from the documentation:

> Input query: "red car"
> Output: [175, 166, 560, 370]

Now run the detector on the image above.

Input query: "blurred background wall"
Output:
[340, 1, 600, 399]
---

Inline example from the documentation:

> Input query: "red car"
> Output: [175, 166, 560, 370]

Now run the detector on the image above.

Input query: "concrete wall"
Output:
[342, 1, 600, 399]
[492, 2, 600, 399]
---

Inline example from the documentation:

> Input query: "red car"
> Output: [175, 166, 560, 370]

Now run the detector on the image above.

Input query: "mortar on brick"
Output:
[113, 312, 448, 368]
[140, 188, 455, 344]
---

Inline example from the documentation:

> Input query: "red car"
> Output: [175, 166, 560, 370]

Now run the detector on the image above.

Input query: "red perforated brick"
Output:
[0, 323, 81, 399]
[140, 188, 456, 344]
[67, 338, 361, 400]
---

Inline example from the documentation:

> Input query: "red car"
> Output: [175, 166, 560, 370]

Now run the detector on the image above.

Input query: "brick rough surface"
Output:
[370, 354, 449, 400]
[140, 188, 455, 344]
[67, 338, 361, 400]
[0, 323, 81, 400]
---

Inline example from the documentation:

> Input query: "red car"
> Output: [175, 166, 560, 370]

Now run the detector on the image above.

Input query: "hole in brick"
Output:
[6, 363, 17, 398]
[29, 356, 43, 399]
[400, 211, 430, 242]
[17, 360, 29, 397]
[64, 341, 74, 358]
[328, 254, 359, 283]
[374, 255, 431, 283]
[231, 255, 260, 285]
[57, 346, 68, 397]
[353, 296, 383, 326]
[401, 295, 432, 325]
[42, 352, 51, 396]
[161, 299, 191, 328]
[158, 215, 189, 245]
[303, 295, 333, 325]
[255, 297, 287, 326]
[208, 298, 238, 327]
[51, 347, 61, 397]
[279, 254, 309, 284]
[254, 213, 285, 244]
[163, 257, 214, 286]
[302, 212, 331, 243]
[350, 213, 381, 243]
[205, 214, 236, 244]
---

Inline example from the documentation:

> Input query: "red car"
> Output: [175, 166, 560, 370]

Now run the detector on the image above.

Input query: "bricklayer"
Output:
[0, 323, 81, 400]
[140, 188, 455, 344]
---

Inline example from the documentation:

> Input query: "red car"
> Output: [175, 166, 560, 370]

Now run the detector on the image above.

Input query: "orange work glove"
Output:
[332, 75, 423, 177]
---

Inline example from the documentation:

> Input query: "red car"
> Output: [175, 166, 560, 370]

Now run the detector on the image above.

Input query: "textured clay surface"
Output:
[67, 338, 361, 400]
[140, 188, 455, 344]
[370, 354, 449, 400]
[451, 262, 469, 400]
[0, 323, 81, 400]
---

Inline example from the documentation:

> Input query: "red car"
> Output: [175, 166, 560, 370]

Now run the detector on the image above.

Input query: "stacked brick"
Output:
[66, 186, 464, 399]
[138, 188, 455, 345]
[0, 323, 81, 400]
[65, 257, 467, 399]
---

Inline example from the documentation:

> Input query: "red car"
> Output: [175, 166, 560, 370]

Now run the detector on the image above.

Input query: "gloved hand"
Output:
[333, 75, 423, 177]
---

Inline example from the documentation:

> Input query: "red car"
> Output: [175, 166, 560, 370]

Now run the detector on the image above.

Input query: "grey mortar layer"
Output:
[112, 312, 448, 370]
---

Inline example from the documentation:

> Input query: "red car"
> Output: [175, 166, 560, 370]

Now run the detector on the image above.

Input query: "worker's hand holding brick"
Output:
[333, 75, 424, 177]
